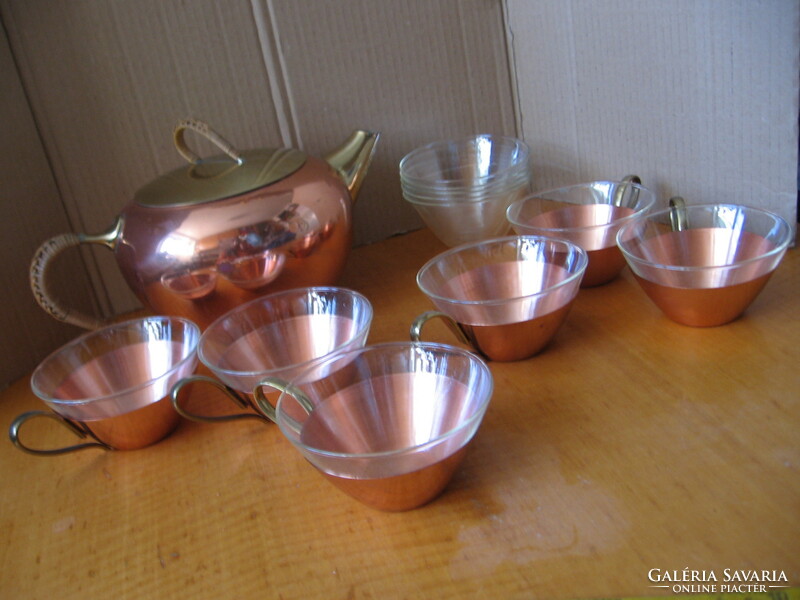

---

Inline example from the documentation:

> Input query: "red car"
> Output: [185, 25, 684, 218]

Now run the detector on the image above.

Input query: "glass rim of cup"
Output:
[399, 134, 531, 186]
[506, 181, 656, 233]
[197, 286, 374, 380]
[30, 315, 200, 407]
[615, 202, 792, 273]
[416, 235, 588, 307]
[275, 340, 493, 461]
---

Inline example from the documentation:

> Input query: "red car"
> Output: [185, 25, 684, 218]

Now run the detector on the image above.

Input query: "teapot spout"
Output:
[324, 130, 380, 203]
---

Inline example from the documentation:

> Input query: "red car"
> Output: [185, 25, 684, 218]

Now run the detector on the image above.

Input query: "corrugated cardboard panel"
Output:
[0, 23, 94, 385]
[265, 0, 517, 245]
[505, 0, 798, 232]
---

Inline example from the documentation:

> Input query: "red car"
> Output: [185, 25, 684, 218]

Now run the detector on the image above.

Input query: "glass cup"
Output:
[412, 236, 587, 361]
[256, 342, 493, 511]
[9, 316, 200, 455]
[506, 177, 656, 286]
[400, 135, 532, 247]
[616, 200, 792, 326]
[170, 287, 373, 423]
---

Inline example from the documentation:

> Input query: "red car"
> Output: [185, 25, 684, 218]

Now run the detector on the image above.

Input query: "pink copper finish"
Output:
[30, 126, 379, 330]
[10, 317, 199, 455]
[617, 204, 792, 327]
[118, 158, 354, 331]
[507, 180, 655, 286]
[414, 236, 587, 361]
[170, 287, 372, 423]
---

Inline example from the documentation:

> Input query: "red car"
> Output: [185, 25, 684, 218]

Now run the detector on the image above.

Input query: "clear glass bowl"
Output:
[400, 135, 531, 193]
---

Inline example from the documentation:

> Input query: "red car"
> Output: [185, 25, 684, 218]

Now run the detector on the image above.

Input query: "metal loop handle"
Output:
[669, 196, 689, 231]
[254, 376, 315, 431]
[170, 375, 269, 424]
[29, 221, 122, 330]
[410, 310, 471, 345]
[173, 118, 243, 166]
[9, 411, 112, 456]
[613, 174, 642, 207]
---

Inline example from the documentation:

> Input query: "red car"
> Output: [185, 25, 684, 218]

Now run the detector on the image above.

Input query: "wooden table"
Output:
[1, 228, 798, 599]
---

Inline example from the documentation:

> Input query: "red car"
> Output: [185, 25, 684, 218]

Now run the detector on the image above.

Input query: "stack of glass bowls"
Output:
[400, 135, 532, 247]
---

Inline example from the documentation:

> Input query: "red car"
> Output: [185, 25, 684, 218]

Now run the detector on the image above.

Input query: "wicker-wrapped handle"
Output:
[30, 222, 121, 330]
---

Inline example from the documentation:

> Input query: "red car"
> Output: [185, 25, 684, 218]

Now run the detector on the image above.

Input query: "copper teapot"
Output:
[31, 119, 379, 330]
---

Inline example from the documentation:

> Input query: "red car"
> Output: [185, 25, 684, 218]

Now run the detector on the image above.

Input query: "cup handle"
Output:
[254, 377, 315, 431]
[669, 196, 689, 231]
[170, 375, 270, 423]
[613, 174, 642, 207]
[9, 411, 113, 456]
[410, 311, 471, 346]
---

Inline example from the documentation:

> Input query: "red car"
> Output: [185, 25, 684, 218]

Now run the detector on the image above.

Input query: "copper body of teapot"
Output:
[31, 120, 379, 330]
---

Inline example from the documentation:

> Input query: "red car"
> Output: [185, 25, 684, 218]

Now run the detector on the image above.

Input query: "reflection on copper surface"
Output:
[161, 269, 217, 299]
[116, 157, 353, 329]
[216, 250, 285, 290]
[140, 216, 352, 331]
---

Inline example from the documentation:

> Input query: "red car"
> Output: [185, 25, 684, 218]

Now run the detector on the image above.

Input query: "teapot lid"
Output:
[133, 119, 307, 208]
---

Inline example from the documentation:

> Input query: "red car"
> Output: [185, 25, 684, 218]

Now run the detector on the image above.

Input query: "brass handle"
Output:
[173, 118, 243, 165]
[410, 310, 471, 346]
[254, 376, 315, 432]
[669, 196, 689, 231]
[9, 411, 112, 456]
[29, 220, 122, 330]
[170, 375, 269, 424]
[613, 174, 642, 207]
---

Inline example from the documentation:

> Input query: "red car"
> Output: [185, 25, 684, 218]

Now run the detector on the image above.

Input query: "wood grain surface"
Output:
[1, 228, 797, 599]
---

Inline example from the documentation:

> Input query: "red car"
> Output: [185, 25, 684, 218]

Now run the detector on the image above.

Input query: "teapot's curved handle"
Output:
[173, 119, 243, 166]
[29, 221, 122, 330]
